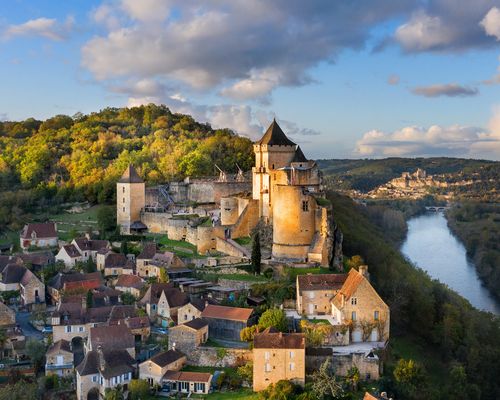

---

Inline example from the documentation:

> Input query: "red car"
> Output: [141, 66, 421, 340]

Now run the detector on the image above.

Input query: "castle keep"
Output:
[117, 120, 333, 266]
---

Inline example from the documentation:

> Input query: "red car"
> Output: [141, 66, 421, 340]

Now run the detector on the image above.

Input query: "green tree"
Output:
[251, 232, 261, 275]
[121, 292, 136, 305]
[258, 308, 287, 332]
[240, 325, 259, 342]
[0, 380, 38, 400]
[393, 359, 426, 399]
[345, 366, 360, 391]
[25, 338, 46, 372]
[128, 379, 150, 400]
[97, 206, 116, 238]
[86, 290, 94, 309]
[85, 257, 96, 273]
[237, 362, 253, 383]
[104, 386, 124, 400]
[259, 380, 297, 400]
[159, 267, 169, 283]
[310, 359, 344, 400]
[120, 241, 129, 254]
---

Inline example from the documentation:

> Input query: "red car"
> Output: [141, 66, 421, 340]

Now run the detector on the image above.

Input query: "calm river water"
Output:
[401, 212, 500, 314]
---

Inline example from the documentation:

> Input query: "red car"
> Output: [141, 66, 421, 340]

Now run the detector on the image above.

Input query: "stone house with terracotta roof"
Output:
[114, 274, 145, 298]
[86, 324, 136, 358]
[253, 327, 306, 392]
[296, 273, 347, 316]
[20, 222, 58, 250]
[48, 271, 103, 303]
[71, 237, 110, 262]
[97, 251, 135, 276]
[177, 299, 206, 324]
[138, 282, 176, 322]
[76, 348, 135, 400]
[56, 244, 83, 268]
[139, 349, 186, 386]
[162, 370, 212, 395]
[331, 267, 390, 342]
[45, 339, 74, 377]
[201, 304, 255, 341]
[136, 244, 185, 279]
[168, 318, 208, 353]
[112, 316, 151, 342]
[156, 287, 190, 325]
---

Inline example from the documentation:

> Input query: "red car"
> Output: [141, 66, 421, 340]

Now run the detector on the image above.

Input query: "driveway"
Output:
[16, 311, 43, 340]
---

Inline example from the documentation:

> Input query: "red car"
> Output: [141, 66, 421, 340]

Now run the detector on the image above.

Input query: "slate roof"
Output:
[104, 253, 128, 268]
[89, 325, 135, 351]
[18, 252, 54, 266]
[20, 268, 39, 287]
[117, 316, 150, 330]
[62, 244, 81, 258]
[20, 222, 57, 239]
[0, 256, 18, 272]
[137, 242, 157, 260]
[162, 370, 212, 383]
[115, 274, 145, 290]
[1, 264, 27, 284]
[201, 304, 253, 322]
[162, 288, 189, 308]
[148, 349, 185, 368]
[190, 298, 207, 312]
[182, 318, 208, 331]
[118, 165, 144, 184]
[291, 146, 308, 163]
[257, 119, 296, 146]
[73, 238, 109, 252]
[150, 252, 174, 267]
[253, 327, 305, 349]
[76, 349, 135, 378]
[297, 273, 347, 293]
[139, 283, 174, 305]
[46, 339, 72, 355]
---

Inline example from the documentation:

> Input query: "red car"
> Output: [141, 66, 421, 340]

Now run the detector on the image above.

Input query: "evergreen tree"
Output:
[251, 232, 261, 275]
[159, 267, 169, 283]
[120, 241, 129, 255]
[86, 290, 93, 309]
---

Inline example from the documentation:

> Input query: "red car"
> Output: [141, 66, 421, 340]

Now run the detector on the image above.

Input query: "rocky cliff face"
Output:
[331, 217, 343, 271]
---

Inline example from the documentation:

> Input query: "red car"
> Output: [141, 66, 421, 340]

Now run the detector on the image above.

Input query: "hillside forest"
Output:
[0, 104, 253, 231]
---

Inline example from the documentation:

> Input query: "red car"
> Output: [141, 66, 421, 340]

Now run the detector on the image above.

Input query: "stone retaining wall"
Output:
[186, 346, 252, 367]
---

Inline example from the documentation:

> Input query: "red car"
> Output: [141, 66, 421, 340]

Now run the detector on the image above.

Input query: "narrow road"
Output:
[16, 311, 43, 340]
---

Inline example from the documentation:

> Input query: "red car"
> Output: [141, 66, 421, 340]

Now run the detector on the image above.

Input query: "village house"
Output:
[71, 237, 110, 262]
[86, 324, 136, 358]
[138, 349, 186, 386]
[2, 326, 25, 360]
[201, 304, 254, 342]
[113, 316, 151, 342]
[331, 267, 390, 342]
[48, 272, 103, 303]
[168, 318, 208, 353]
[56, 244, 83, 268]
[162, 371, 212, 396]
[138, 282, 173, 321]
[177, 299, 206, 324]
[45, 339, 74, 377]
[20, 222, 58, 250]
[136, 243, 185, 278]
[76, 348, 135, 400]
[114, 274, 145, 298]
[156, 287, 190, 325]
[0, 301, 15, 327]
[17, 251, 55, 271]
[296, 273, 347, 316]
[136, 242, 157, 277]
[0, 264, 45, 309]
[97, 251, 135, 276]
[253, 327, 306, 392]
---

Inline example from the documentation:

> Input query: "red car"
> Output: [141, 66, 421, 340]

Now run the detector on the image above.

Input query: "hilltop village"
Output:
[0, 121, 390, 399]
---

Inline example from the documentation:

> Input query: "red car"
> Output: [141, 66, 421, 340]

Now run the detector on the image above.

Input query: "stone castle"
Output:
[117, 120, 334, 266]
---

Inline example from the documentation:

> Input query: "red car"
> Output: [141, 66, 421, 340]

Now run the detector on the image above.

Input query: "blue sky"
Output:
[1, 0, 500, 160]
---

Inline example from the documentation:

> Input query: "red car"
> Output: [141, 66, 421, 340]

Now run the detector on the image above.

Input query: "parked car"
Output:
[42, 326, 53, 334]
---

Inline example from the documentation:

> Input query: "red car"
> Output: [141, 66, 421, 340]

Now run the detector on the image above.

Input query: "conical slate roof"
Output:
[257, 119, 296, 146]
[291, 146, 308, 163]
[118, 165, 144, 183]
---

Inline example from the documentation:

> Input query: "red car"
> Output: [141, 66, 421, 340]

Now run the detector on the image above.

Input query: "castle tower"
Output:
[252, 119, 297, 220]
[117, 165, 145, 234]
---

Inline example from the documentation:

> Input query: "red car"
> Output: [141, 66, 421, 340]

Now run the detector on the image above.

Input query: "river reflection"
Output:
[401, 212, 500, 314]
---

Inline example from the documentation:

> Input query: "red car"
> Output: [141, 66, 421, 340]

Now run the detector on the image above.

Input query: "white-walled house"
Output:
[56, 244, 83, 268]
[20, 222, 58, 250]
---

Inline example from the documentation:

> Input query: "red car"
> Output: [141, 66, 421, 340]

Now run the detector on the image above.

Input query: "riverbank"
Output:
[446, 202, 500, 300]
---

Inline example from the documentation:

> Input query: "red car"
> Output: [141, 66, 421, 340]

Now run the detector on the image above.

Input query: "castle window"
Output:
[302, 201, 309, 211]
[374, 311, 379, 321]
[272, 164, 275, 169]
[351, 297, 357, 305]
[122, 187, 125, 193]
[122, 207, 125, 212]
[351, 311, 357, 321]
[289, 362, 295, 371]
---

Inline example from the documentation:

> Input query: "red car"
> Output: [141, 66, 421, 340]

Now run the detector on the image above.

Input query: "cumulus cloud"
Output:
[411, 83, 479, 97]
[481, 7, 500, 40]
[3, 16, 74, 41]
[355, 108, 500, 160]
[82, 0, 414, 100]
[394, 1, 500, 52]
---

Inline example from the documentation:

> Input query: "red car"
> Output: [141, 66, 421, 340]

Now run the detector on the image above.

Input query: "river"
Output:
[401, 212, 500, 314]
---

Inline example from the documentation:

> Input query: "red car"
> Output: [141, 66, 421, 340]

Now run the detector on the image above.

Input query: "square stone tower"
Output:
[117, 165, 145, 234]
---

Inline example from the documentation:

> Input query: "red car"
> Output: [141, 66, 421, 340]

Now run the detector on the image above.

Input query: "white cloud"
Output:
[355, 108, 500, 160]
[120, 0, 171, 22]
[3, 16, 74, 41]
[480, 7, 500, 40]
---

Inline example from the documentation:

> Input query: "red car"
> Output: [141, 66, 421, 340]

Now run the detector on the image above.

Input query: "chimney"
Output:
[358, 265, 370, 280]
[81, 295, 87, 310]
[97, 345, 105, 370]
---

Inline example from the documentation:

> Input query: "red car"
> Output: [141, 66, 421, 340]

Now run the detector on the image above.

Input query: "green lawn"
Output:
[192, 390, 259, 400]
[48, 205, 105, 240]
[234, 236, 251, 246]
[146, 234, 206, 258]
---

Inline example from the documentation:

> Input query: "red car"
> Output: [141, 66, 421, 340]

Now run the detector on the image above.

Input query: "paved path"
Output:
[16, 312, 43, 340]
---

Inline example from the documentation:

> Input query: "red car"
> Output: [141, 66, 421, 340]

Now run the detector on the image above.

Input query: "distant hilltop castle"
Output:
[117, 120, 334, 266]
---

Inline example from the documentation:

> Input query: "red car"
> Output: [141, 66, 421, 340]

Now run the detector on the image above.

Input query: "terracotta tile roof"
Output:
[117, 316, 150, 330]
[20, 222, 57, 239]
[118, 164, 144, 183]
[338, 269, 364, 300]
[104, 253, 128, 268]
[201, 304, 253, 322]
[182, 318, 208, 331]
[62, 244, 81, 258]
[73, 238, 109, 252]
[297, 273, 347, 293]
[363, 393, 381, 400]
[46, 339, 72, 355]
[137, 243, 157, 259]
[162, 288, 189, 308]
[115, 274, 145, 290]
[253, 327, 305, 349]
[148, 349, 185, 368]
[89, 325, 134, 351]
[107, 305, 138, 323]
[48, 272, 103, 291]
[162, 370, 212, 383]
[64, 279, 101, 292]
[257, 119, 296, 146]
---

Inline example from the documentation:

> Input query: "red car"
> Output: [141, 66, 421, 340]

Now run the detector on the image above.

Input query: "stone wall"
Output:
[217, 278, 254, 290]
[141, 212, 172, 233]
[186, 346, 252, 367]
[0, 302, 15, 327]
